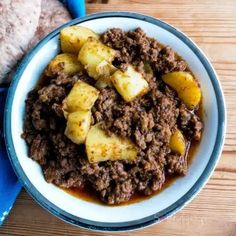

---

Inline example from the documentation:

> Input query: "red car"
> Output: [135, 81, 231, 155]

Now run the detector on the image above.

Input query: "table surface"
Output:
[1, 0, 236, 235]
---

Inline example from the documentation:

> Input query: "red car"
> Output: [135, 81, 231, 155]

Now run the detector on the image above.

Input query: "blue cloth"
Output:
[60, 0, 86, 18]
[0, 0, 86, 225]
[0, 88, 21, 225]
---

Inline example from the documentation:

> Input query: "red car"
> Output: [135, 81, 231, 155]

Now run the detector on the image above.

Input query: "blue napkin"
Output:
[0, 88, 21, 225]
[0, 0, 85, 225]
[60, 0, 86, 18]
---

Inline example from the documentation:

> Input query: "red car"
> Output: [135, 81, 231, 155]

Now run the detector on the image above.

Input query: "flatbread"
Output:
[28, 0, 71, 49]
[0, 0, 41, 84]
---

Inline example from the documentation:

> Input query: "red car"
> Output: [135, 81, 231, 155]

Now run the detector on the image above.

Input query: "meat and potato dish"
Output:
[22, 26, 203, 205]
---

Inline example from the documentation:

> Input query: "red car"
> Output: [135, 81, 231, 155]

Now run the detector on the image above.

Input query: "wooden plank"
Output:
[1, 0, 236, 235]
[1, 167, 236, 235]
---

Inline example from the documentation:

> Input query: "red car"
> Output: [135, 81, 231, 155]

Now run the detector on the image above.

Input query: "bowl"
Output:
[4, 12, 226, 232]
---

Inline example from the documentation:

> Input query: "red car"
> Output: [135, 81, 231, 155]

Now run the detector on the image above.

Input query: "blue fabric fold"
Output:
[60, 0, 86, 18]
[0, 88, 21, 225]
[0, 0, 86, 225]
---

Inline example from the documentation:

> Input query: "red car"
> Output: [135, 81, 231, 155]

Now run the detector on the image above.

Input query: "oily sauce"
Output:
[63, 101, 204, 206]
[63, 175, 177, 206]
[63, 140, 200, 206]
[35, 35, 204, 206]
[38, 70, 202, 205]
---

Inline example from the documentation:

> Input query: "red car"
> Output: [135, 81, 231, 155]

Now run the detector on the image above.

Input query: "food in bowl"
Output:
[22, 26, 203, 205]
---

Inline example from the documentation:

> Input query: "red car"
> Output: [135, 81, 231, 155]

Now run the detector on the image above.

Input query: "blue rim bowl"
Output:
[4, 12, 226, 232]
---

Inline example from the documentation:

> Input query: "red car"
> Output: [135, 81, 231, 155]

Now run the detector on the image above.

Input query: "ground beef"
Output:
[178, 104, 203, 141]
[101, 28, 187, 75]
[22, 28, 203, 205]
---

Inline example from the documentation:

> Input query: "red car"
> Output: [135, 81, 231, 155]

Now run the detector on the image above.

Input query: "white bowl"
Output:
[4, 12, 226, 232]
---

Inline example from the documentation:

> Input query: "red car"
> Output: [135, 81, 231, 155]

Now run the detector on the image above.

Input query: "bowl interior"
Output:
[8, 15, 219, 225]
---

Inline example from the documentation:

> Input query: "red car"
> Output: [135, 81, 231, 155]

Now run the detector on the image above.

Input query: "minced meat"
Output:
[22, 28, 203, 205]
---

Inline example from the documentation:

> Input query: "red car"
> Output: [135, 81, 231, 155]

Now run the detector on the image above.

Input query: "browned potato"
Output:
[63, 80, 99, 113]
[96, 61, 117, 80]
[162, 72, 201, 109]
[169, 129, 186, 156]
[47, 53, 83, 76]
[86, 123, 137, 163]
[65, 110, 92, 145]
[78, 37, 116, 79]
[110, 65, 149, 102]
[60, 26, 99, 54]
[95, 75, 113, 89]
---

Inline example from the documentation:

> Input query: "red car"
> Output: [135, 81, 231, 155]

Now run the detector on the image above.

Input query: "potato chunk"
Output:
[95, 66, 117, 89]
[60, 26, 99, 54]
[95, 74, 114, 89]
[162, 72, 201, 109]
[47, 53, 83, 76]
[63, 80, 99, 113]
[78, 37, 116, 79]
[86, 123, 137, 163]
[110, 65, 149, 102]
[65, 110, 91, 145]
[169, 129, 186, 156]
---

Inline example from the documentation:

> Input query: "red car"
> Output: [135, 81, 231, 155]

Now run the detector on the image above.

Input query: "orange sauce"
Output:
[38, 39, 204, 206]
[63, 175, 177, 206]
[62, 99, 203, 206]
[62, 140, 200, 206]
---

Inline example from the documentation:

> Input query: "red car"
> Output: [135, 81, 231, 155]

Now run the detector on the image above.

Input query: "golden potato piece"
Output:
[63, 80, 99, 113]
[60, 26, 99, 54]
[169, 129, 186, 156]
[94, 66, 117, 89]
[110, 65, 149, 102]
[65, 110, 91, 145]
[78, 37, 116, 79]
[86, 123, 137, 163]
[162, 72, 201, 109]
[96, 61, 117, 80]
[47, 53, 83, 76]
[95, 76, 112, 89]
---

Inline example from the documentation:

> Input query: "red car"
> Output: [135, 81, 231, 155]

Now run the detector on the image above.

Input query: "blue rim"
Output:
[4, 12, 226, 232]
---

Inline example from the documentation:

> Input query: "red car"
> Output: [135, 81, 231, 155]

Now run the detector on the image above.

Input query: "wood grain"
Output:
[1, 0, 236, 235]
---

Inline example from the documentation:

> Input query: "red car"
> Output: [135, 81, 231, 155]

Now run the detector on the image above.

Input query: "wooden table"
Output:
[1, 0, 236, 235]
